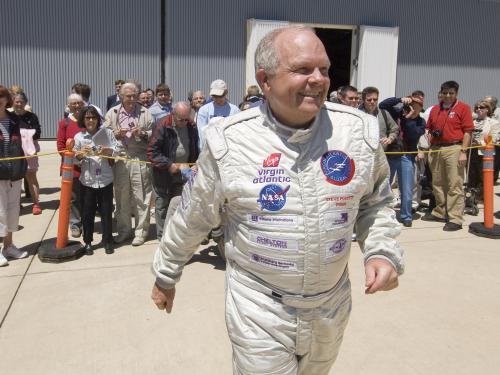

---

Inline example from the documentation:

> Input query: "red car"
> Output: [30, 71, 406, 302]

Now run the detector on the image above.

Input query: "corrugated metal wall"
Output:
[166, 0, 500, 108]
[2, 0, 499, 138]
[1, 0, 161, 138]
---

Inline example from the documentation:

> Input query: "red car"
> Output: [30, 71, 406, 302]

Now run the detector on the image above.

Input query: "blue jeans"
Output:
[387, 156, 401, 186]
[397, 155, 416, 222]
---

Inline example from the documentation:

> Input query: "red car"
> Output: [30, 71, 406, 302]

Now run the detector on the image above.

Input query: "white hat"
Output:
[210, 79, 227, 96]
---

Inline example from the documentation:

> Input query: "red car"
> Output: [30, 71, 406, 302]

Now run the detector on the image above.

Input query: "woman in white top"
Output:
[74, 106, 117, 255]
[467, 100, 500, 197]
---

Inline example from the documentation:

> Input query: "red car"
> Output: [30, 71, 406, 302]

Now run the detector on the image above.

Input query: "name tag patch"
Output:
[325, 194, 355, 208]
[249, 253, 297, 271]
[247, 214, 298, 228]
[324, 211, 349, 230]
[249, 232, 299, 251]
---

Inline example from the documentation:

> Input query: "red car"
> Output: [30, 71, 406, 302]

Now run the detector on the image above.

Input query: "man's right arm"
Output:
[152, 145, 224, 290]
[56, 120, 65, 152]
[196, 107, 209, 150]
[379, 97, 402, 122]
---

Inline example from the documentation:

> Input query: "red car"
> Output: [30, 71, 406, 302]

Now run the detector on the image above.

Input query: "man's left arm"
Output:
[356, 145, 404, 294]
[141, 109, 154, 139]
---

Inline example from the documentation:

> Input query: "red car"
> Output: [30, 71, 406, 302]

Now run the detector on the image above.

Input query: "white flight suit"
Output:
[153, 102, 404, 374]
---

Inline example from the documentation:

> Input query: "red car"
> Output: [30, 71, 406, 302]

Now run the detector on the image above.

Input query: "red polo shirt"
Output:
[426, 101, 474, 145]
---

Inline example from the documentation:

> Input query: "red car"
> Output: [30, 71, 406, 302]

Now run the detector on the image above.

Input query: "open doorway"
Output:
[314, 28, 353, 95]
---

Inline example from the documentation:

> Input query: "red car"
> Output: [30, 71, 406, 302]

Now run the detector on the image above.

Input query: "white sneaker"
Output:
[0, 252, 8, 266]
[131, 236, 146, 247]
[3, 244, 28, 260]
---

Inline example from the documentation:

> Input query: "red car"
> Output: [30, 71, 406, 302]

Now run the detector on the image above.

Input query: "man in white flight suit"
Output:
[151, 25, 404, 374]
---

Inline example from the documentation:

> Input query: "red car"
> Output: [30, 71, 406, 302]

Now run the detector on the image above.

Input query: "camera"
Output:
[402, 104, 412, 113]
[431, 129, 442, 138]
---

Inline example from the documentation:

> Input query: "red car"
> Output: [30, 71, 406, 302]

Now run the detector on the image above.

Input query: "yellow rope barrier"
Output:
[384, 143, 500, 155]
[0, 144, 499, 162]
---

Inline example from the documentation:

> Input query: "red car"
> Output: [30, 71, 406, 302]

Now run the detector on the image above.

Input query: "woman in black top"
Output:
[0, 85, 28, 266]
[12, 93, 42, 215]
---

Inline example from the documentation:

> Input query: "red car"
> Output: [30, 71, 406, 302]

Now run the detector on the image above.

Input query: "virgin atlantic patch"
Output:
[320, 150, 355, 186]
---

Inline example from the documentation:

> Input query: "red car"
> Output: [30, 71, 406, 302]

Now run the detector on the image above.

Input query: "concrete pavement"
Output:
[1, 141, 499, 375]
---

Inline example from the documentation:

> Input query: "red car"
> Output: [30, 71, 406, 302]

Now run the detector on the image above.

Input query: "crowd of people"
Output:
[0, 65, 499, 265]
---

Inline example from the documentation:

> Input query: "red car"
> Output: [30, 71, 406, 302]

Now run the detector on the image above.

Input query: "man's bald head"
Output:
[255, 25, 318, 76]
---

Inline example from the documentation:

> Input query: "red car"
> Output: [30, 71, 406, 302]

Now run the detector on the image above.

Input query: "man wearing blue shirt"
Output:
[149, 84, 173, 130]
[196, 79, 240, 149]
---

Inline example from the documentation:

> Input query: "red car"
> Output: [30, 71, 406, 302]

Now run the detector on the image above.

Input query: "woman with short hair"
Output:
[74, 106, 117, 255]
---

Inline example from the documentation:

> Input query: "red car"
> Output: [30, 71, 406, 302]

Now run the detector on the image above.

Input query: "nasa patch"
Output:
[257, 184, 290, 211]
[320, 150, 355, 186]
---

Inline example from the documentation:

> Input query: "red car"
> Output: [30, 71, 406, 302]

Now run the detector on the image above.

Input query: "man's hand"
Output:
[401, 96, 413, 105]
[458, 151, 468, 167]
[168, 163, 181, 174]
[380, 137, 392, 146]
[151, 284, 176, 313]
[364, 258, 399, 294]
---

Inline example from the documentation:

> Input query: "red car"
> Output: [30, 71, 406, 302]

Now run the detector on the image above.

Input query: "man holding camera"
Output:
[422, 81, 474, 231]
[379, 95, 426, 227]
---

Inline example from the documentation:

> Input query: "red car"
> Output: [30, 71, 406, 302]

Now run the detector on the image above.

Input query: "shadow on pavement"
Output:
[188, 246, 226, 270]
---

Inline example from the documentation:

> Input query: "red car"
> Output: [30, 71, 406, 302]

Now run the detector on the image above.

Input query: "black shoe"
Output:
[104, 243, 114, 254]
[443, 222, 462, 231]
[421, 213, 447, 223]
[82, 243, 93, 255]
[402, 220, 412, 227]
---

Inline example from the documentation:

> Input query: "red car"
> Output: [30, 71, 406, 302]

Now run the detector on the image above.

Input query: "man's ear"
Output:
[255, 69, 270, 93]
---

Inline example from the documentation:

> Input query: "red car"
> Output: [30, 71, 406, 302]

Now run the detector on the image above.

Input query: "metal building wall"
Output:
[166, 0, 500, 107]
[1, 0, 161, 138]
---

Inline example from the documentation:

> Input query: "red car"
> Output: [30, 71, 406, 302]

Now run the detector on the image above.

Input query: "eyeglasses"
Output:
[124, 94, 137, 99]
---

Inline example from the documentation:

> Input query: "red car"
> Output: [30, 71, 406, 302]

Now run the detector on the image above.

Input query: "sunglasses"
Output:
[0, 94, 6, 98]
[365, 98, 378, 102]
[475, 106, 487, 110]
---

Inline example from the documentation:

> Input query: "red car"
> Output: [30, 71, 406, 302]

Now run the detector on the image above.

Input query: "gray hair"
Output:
[67, 93, 83, 104]
[484, 96, 498, 107]
[119, 82, 139, 97]
[254, 25, 315, 75]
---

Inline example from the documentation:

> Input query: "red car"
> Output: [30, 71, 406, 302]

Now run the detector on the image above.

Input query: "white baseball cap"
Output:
[210, 79, 227, 96]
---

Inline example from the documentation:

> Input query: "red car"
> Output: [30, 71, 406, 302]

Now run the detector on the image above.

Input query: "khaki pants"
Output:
[113, 158, 152, 239]
[428, 146, 465, 224]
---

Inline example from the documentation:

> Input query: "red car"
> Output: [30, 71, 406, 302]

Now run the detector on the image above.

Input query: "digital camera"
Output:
[431, 129, 442, 138]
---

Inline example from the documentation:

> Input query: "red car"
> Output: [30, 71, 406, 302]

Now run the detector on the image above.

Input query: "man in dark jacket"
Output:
[379, 95, 426, 227]
[147, 101, 199, 240]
